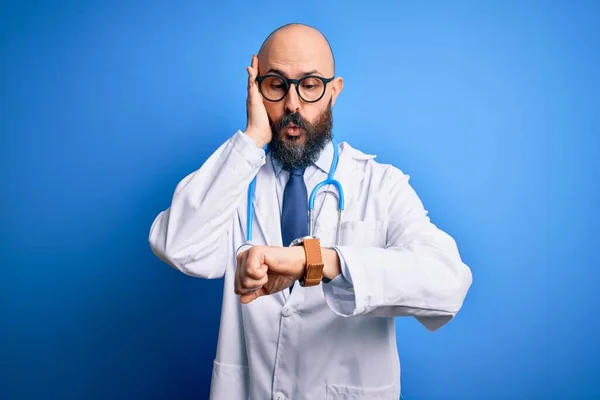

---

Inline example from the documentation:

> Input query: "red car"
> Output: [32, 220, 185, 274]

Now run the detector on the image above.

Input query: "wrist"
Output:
[322, 248, 342, 280]
[290, 246, 306, 280]
[290, 239, 340, 285]
[244, 128, 269, 148]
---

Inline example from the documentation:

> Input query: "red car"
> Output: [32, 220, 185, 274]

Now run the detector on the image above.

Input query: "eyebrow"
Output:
[265, 68, 324, 78]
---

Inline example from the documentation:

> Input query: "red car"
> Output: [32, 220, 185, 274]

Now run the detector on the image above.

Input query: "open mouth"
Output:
[284, 123, 302, 136]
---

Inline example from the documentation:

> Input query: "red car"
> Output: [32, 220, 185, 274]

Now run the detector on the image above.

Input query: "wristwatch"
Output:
[289, 236, 324, 286]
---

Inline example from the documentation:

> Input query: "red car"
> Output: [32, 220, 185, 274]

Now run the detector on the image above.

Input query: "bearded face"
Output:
[268, 99, 333, 171]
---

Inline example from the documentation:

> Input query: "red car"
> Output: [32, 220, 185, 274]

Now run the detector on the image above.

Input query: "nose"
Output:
[284, 83, 301, 113]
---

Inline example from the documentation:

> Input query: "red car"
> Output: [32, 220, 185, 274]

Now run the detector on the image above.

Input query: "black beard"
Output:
[269, 101, 333, 171]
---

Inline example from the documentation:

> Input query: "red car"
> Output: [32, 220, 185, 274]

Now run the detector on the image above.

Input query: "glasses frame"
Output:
[256, 74, 335, 103]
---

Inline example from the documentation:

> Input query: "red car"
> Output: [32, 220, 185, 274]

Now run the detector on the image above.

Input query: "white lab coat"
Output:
[148, 131, 472, 400]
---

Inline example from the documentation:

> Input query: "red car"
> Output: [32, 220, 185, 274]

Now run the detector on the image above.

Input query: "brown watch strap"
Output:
[302, 238, 324, 286]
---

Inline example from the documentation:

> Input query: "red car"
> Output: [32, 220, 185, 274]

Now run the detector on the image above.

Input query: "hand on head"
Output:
[245, 54, 272, 148]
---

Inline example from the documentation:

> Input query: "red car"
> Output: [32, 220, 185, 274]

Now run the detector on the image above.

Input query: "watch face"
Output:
[288, 235, 318, 247]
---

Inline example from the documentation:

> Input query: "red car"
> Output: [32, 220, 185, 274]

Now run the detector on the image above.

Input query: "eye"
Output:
[301, 78, 321, 90]
[263, 76, 287, 91]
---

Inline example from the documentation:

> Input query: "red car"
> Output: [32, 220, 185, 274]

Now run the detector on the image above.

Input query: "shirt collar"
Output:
[271, 140, 335, 177]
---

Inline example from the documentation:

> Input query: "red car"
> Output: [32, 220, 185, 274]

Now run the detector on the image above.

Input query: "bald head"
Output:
[257, 23, 335, 77]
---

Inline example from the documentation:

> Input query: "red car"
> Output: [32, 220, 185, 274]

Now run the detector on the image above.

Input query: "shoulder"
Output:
[339, 141, 410, 185]
[339, 141, 376, 161]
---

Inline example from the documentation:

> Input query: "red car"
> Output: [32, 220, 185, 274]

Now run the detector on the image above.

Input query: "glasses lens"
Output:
[260, 76, 287, 101]
[298, 77, 325, 102]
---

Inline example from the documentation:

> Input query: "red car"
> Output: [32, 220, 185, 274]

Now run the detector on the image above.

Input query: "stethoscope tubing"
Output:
[246, 140, 344, 243]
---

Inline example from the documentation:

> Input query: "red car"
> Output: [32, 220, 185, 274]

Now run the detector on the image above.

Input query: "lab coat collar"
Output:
[270, 139, 335, 176]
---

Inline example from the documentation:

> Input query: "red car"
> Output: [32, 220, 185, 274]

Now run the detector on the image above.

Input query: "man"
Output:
[149, 23, 472, 400]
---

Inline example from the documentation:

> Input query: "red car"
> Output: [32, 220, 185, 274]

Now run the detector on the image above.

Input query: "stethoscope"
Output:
[246, 140, 345, 245]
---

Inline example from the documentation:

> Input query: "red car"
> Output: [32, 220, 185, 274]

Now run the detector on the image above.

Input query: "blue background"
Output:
[2, 1, 599, 399]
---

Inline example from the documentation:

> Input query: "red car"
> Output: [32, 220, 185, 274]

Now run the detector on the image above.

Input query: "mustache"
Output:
[272, 112, 308, 132]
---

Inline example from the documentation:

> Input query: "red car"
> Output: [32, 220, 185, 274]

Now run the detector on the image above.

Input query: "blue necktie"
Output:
[281, 168, 308, 292]
[281, 168, 308, 247]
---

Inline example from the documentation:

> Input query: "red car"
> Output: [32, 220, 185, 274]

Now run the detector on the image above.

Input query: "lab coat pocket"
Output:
[210, 360, 248, 400]
[326, 382, 396, 399]
[339, 220, 386, 248]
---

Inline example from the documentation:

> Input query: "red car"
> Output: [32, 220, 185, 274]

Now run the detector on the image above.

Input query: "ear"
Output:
[330, 76, 344, 107]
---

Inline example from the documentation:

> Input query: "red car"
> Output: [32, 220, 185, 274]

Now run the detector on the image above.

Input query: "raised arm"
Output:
[148, 54, 273, 278]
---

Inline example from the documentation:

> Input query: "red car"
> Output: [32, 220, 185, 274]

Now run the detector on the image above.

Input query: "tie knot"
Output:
[290, 168, 305, 177]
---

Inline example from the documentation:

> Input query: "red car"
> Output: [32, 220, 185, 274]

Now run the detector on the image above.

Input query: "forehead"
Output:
[259, 31, 333, 77]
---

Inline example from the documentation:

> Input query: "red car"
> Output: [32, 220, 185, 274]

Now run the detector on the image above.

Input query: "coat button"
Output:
[281, 305, 293, 317]
[273, 392, 286, 400]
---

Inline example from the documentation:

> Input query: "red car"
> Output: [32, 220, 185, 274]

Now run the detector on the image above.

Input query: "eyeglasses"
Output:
[256, 74, 334, 103]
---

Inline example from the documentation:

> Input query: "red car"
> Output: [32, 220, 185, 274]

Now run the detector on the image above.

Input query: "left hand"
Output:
[235, 246, 305, 304]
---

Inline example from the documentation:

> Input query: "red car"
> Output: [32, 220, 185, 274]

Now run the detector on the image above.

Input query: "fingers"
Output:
[250, 53, 258, 75]
[234, 261, 268, 296]
[241, 267, 268, 293]
[245, 261, 266, 279]
[247, 55, 256, 79]
[247, 55, 259, 92]
[236, 275, 268, 296]
[234, 245, 274, 304]
[240, 287, 267, 304]
[246, 66, 254, 87]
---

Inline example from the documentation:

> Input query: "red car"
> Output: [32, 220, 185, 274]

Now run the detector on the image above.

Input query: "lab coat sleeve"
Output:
[321, 248, 352, 285]
[148, 131, 266, 278]
[323, 167, 473, 331]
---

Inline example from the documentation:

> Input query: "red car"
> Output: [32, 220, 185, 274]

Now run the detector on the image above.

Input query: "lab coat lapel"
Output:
[337, 144, 364, 210]
[252, 152, 283, 247]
